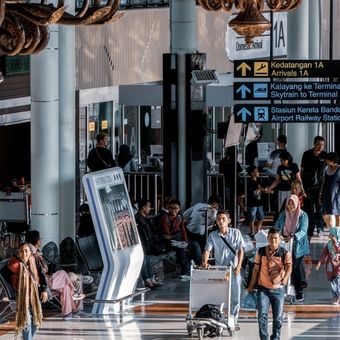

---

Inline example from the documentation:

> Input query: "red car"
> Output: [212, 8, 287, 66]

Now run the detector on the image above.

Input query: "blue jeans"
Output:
[257, 286, 285, 340]
[230, 271, 242, 322]
[22, 307, 38, 340]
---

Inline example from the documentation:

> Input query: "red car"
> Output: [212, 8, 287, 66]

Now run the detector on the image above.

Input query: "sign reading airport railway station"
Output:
[233, 82, 340, 100]
[234, 60, 340, 78]
[234, 104, 340, 123]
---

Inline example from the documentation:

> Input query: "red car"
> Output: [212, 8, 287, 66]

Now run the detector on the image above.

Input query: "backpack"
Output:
[194, 304, 224, 337]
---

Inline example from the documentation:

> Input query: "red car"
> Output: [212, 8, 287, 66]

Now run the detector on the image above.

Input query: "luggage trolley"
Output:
[284, 238, 295, 304]
[186, 265, 236, 338]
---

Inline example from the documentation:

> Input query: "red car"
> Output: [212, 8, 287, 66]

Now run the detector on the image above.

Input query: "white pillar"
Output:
[287, 1, 309, 166]
[31, 25, 59, 247]
[170, 0, 196, 206]
[59, 1, 76, 242]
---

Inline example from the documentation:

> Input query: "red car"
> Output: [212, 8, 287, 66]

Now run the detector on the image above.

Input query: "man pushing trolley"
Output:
[201, 210, 245, 330]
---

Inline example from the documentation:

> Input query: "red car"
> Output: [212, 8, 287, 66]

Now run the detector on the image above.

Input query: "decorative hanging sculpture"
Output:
[0, 0, 123, 56]
[197, 0, 302, 45]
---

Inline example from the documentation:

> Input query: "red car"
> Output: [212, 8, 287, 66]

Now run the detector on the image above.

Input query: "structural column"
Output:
[170, 0, 196, 206]
[30, 25, 59, 246]
[287, 0, 309, 165]
[59, 2, 76, 241]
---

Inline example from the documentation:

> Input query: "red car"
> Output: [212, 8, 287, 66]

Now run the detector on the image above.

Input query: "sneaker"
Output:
[73, 293, 85, 301]
[296, 292, 304, 302]
[82, 275, 94, 284]
[317, 230, 323, 238]
[180, 275, 191, 281]
[63, 313, 80, 321]
[63, 313, 73, 321]
[332, 298, 339, 306]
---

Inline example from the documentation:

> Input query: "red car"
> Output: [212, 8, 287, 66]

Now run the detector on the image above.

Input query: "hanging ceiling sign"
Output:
[226, 12, 287, 61]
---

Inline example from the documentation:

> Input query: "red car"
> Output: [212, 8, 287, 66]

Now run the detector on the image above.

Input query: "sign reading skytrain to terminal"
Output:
[234, 104, 340, 123]
[234, 60, 340, 78]
[233, 82, 340, 100]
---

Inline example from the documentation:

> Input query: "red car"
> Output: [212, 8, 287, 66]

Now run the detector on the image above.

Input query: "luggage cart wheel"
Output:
[197, 327, 203, 339]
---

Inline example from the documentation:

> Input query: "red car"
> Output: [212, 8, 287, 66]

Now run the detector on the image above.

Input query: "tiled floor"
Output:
[1, 229, 339, 339]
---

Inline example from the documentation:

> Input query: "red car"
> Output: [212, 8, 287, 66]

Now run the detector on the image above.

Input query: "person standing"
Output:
[87, 132, 116, 172]
[266, 135, 290, 179]
[316, 227, 340, 305]
[319, 152, 340, 227]
[266, 151, 303, 212]
[242, 165, 266, 239]
[7, 243, 48, 340]
[301, 136, 327, 237]
[182, 195, 220, 253]
[247, 228, 292, 340]
[116, 144, 137, 172]
[275, 194, 310, 302]
[202, 210, 245, 329]
[219, 147, 242, 222]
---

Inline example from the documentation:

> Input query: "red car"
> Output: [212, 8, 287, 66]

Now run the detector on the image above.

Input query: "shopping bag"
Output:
[243, 291, 257, 310]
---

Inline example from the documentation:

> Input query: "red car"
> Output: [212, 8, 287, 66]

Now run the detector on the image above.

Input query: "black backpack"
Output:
[194, 304, 223, 337]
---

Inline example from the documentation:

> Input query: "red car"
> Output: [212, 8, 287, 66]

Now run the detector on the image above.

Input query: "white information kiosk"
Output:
[83, 168, 143, 314]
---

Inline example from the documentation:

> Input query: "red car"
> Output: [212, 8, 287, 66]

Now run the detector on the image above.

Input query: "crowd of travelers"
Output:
[1, 133, 339, 340]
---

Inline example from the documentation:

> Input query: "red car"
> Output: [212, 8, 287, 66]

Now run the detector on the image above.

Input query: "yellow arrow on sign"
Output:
[236, 62, 251, 77]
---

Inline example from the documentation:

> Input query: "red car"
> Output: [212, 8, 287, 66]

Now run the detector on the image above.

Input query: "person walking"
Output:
[274, 194, 310, 302]
[247, 228, 292, 340]
[316, 227, 340, 305]
[301, 136, 327, 237]
[7, 243, 48, 340]
[319, 152, 340, 227]
[202, 210, 245, 329]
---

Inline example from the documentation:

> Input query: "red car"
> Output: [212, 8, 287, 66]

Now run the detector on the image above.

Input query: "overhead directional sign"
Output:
[233, 82, 340, 100]
[234, 104, 340, 123]
[234, 60, 340, 78]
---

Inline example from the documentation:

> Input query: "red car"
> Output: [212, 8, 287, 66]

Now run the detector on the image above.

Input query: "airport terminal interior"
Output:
[1, 0, 340, 339]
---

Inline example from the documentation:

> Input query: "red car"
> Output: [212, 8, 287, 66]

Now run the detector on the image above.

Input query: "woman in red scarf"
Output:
[7, 243, 48, 340]
[275, 194, 310, 302]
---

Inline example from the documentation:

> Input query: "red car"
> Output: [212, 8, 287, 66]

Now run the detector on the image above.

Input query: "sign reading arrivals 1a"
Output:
[234, 104, 340, 123]
[234, 60, 340, 78]
[234, 82, 340, 100]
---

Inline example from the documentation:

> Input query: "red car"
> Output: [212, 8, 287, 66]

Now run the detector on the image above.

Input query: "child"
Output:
[245, 165, 265, 239]
[316, 227, 340, 305]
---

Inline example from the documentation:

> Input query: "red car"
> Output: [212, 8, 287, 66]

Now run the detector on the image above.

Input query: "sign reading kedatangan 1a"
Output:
[234, 104, 340, 123]
[234, 60, 340, 78]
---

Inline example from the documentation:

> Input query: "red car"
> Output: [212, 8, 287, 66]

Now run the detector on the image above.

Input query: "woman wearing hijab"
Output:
[275, 194, 310, 302]
[117, 144, 137, 172]
[316, 227, 340, 305]
[7, 243, 48, 339]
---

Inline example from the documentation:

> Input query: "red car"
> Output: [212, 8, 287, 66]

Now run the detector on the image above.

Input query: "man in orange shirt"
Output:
[247, 228, 292, 340]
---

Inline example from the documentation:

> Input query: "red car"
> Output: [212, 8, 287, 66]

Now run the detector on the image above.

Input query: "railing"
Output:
[206, 173, 226, 208]
[124, 172, 226, 212]
[124, 172, 163, 214]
